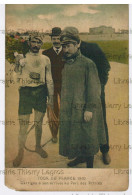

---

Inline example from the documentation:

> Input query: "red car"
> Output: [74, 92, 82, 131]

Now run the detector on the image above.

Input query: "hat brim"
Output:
[30, 36, 43, 42]
[49, 33, 61, 36]
[61, 40, 77, 45]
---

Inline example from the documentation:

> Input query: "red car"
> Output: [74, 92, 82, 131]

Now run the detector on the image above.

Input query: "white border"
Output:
[128, 4, 132, 194]
[0, 3, 6, 193]
[0, 2, 132, 195]
[0, 1, 132, 4]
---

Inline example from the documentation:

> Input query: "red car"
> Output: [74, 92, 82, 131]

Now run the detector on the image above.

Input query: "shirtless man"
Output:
[13, 34, 53, 167]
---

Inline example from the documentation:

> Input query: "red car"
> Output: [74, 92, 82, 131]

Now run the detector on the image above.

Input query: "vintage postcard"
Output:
[5, 4, 129, 191]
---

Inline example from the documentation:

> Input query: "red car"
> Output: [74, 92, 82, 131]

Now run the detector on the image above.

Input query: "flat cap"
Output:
[60, 26, 80, 44]
[29, 33, 43, 42]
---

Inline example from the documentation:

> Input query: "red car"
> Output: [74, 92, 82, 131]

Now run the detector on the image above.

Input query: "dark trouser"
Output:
[68, 155, 94, 168]
[86, 156, 94, 168]
[100, 84, 109, 153]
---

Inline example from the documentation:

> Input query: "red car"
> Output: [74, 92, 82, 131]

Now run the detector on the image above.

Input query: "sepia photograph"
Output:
[5, 4, 129, 191]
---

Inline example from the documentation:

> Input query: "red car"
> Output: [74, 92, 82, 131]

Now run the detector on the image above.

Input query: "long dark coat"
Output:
[42, 47, 64, 93]
[59, 52, 106, 159]
[80, 41, 111, 85]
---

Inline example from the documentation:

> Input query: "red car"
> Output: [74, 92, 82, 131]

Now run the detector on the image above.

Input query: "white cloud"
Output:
[37, 5, 99, 20]
[62, 5, 99, 17]
[37, 14, 56, 20]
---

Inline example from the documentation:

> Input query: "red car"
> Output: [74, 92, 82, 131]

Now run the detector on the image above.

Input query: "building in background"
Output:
[89, 26, 115, 34]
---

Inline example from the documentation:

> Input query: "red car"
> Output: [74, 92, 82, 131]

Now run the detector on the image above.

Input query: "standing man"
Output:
[59, 27, 107, 168]
[80, 40, 111, 165]
[42, 27, 64, 143]
[13, 34, 53, 167]
[43, 26, 111, 165]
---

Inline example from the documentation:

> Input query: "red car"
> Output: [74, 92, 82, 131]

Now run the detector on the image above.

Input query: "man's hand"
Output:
[84, 111, 93, 122]
[47, 95, 54, 109]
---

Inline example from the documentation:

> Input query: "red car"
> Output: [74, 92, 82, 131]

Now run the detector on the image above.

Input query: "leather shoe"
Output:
[35, 146, 48, 158]
[13, 149, 24, 167]
[67, 157, 86, 167]
[102, 152, 111, 165]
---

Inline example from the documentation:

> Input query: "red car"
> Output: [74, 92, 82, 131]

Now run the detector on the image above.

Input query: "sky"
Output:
[6, 4, 129, 32]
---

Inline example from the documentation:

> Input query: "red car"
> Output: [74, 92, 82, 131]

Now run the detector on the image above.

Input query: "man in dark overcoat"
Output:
[80, 40, 111, 165]
[43, 27, 111, 164]
[59, 27, 107, 168]
[42, 27, 65, 143]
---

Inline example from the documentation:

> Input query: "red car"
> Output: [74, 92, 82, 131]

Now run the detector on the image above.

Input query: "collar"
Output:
[63, 49, 81, 63]
[53, 46, 62, 55]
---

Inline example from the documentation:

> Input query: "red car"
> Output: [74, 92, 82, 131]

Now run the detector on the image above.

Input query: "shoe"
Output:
[35, 146, 48, 158]
[52, 137, 58, 143]
[102, 152, 111, 165]
[13, 149, 24, 167]
[67, 157, 86, 167]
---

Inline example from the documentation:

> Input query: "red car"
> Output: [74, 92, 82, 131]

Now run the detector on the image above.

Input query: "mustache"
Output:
[32, 46, 39, 50]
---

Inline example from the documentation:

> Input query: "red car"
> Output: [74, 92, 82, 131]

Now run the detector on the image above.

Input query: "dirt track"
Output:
[5, 61, 129, 168]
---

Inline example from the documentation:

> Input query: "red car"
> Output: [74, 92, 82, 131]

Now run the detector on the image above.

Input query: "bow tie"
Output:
[56, 49, 59, 54]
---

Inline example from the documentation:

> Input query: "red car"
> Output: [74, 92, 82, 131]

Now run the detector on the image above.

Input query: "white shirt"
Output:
[53, 46, 62, 55]
[14, 51, 54, 96]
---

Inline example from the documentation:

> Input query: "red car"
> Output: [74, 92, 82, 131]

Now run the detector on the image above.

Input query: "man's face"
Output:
[62, 42, 79, 58]
[29, 38, 42, 53]
[51, 36, 61, 48]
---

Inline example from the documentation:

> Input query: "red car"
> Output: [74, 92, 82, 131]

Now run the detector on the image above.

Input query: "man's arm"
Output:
[85, 60, 101, 112]
[94, 44, 110, 85]
[13, 53, 26, 86]
[45, 58, 54, 107]
[80, 42, 110, 85]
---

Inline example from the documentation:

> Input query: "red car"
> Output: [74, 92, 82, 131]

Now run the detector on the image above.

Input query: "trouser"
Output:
[100, 84, 109, 153]
[48, 89, 61, 138]
[86, 156, 94, 168]
[74, 155, 94, 168]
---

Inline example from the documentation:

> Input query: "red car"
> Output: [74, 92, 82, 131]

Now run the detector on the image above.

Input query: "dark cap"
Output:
[49, 27, 62, 36]
[29, 33, 43, 42]
[60, 26, 80, 44]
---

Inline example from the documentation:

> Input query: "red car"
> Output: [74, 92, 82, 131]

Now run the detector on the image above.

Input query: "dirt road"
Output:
[5, 61, 129, 168]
